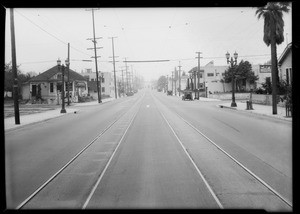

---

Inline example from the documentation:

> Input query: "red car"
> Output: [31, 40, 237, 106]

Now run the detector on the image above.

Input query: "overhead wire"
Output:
[14, 9, 92, 58]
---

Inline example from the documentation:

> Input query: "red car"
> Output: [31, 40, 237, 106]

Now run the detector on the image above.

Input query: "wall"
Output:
[210, 92, 250, 100]
[279, 51, 292, 82]
[21, 83, 30, 99]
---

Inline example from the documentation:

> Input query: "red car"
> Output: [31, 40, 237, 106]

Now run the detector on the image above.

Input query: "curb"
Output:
[217, 104, 292, 122]
[5, 108, 79, 132]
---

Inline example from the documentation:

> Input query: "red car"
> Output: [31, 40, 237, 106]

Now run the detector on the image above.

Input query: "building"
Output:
[21, 65, 88, 104]
[185, 60, 273, 94]
[187, 61, 232, 94]
[278, 42, 292, 85]
[81, 69, 120, 99]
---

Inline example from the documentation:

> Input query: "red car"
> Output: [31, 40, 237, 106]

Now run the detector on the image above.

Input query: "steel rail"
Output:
[154, 93, 293, 208]
[82, 100, 142, 209]
[151, 95, 223, 209]
[172, 111, 292, 208]
[16, 93, 144, 209]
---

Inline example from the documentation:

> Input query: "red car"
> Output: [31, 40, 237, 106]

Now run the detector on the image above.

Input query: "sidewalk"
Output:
[4, 98, 115, 131]
[218, 101, 292, 122]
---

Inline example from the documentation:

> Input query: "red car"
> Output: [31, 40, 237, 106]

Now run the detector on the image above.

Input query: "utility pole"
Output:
[121, 69, 124, 96]
[131, 65, 134, 92]
[196, 51, 203, 98]
[10, 8, 20, 124]
[178, 61, 182, 96]
[108, 36, 118, 99]
[67, 43, 70, 106]
[174, 67, 177, 96]
[171, 71, 174, 95]
[124, 58, 129, 94]
[86, 8, 102, 103]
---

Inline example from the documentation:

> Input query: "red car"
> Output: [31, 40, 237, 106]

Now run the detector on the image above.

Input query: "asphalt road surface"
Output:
[5, 89, 292, 211]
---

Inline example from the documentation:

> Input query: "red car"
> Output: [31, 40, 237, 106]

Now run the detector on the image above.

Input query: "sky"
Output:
[5, 6, 292, 82]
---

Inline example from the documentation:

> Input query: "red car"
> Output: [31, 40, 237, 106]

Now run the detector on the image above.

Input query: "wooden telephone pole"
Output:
[108, 37, 118, 99]
[86, 8, 102, 103]
[10, 8, 20, 124]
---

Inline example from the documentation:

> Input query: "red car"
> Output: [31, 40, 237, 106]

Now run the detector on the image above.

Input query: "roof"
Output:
[188, 66, 205, 73]
[29, 65, 86, 82]
[278, 42, 292, 64]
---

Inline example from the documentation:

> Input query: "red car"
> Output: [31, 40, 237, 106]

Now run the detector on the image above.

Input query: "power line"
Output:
[14, 9, 92, 58]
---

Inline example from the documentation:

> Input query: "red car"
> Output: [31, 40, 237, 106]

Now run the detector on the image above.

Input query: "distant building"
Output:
[81, 70, 120, 99]
[186, 61, 271, 94]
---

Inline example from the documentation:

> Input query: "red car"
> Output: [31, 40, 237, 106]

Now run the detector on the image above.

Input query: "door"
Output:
[31, 85, 37, 96]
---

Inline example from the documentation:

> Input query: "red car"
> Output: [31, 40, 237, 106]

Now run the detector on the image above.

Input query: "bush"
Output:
[255, 87, 265, 94]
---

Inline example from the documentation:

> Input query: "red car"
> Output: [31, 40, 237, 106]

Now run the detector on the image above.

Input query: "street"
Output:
[5, 89, 292, 211]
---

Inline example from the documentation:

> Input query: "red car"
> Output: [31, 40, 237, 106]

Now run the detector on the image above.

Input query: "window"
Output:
[286, 68, 292, 85]
[102, 87, 105, 92]
[50, 83, 54, 93]
[207, 73, 214, 77]
[57, 73, 62, 79]
[102, 77, 105, 83]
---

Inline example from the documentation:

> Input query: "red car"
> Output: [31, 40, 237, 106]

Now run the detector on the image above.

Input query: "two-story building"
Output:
[81, 69, 120, 99]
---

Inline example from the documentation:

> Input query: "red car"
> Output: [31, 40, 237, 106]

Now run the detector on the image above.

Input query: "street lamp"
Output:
[57, 58, 67, 113]
[65, 59, 70, 106]
[189, 73, 193, 90]
[226, 51, 238, 107]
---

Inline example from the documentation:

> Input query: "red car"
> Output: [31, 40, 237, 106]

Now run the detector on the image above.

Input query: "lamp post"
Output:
[57, 59, 67, 113]
[189, 73, 193, 90]
[226, 51, 238, 107]
[65, 59, 70, 106]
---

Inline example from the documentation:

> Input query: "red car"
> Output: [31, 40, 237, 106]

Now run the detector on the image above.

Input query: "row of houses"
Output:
[166, 42, 292, 95]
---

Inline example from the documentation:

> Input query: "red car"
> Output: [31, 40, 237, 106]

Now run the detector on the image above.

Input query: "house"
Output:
[278, 42, 292, 85]
[21, 65, 88, 104]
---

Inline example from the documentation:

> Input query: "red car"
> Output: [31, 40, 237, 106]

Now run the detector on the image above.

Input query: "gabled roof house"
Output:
[278, 42, 292, 85]
[21, 65, 88, 104]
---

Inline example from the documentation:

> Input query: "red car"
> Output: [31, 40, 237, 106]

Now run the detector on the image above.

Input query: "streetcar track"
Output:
[16, 94, 144, 209]
[153, 93, 293, 209]
[152, 97, 224, 209]
[82, 100, 142, 209]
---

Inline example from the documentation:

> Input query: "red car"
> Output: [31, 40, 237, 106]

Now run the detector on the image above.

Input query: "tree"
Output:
[235, 60, 258, 91]
[222, 60, 258, 92]
[5, 62, 32, 97]
[157, 76, 167, 91]
[255, 2, 290, 114]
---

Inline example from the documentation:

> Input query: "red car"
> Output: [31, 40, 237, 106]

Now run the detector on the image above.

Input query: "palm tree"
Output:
[255, 2, 290, 114]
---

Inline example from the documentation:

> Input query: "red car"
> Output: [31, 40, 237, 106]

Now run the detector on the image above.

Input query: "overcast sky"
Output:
[5, 7, 292, 81]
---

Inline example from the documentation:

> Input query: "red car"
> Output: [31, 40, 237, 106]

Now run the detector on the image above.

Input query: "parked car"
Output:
[182, 91, 193, 101]
[126, 91, 134, 96]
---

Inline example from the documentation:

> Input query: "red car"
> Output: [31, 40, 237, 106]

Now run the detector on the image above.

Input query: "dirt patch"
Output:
[4, 103, 61, 118]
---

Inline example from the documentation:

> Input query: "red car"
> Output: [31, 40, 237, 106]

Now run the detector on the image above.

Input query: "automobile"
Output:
[182, 91, 193, 101]
[167, 90, 172, 96]
[126, 91, 134, 96]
